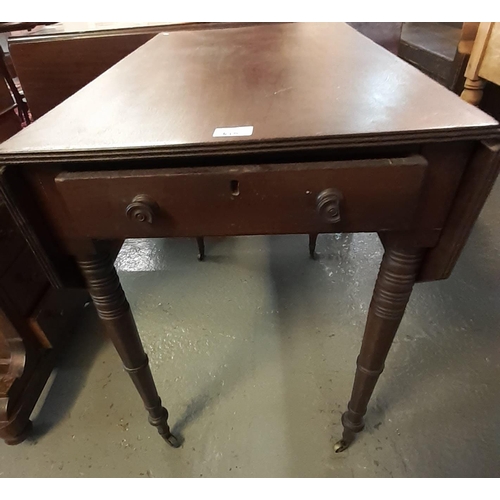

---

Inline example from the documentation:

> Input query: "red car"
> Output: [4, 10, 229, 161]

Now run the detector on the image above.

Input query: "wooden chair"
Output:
[460, 23, 500, 106]
[0, 63, 21, 142]
[0, 50, 30, 126]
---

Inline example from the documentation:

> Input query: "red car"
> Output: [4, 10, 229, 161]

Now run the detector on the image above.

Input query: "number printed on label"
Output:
[213, 126, 254, 138]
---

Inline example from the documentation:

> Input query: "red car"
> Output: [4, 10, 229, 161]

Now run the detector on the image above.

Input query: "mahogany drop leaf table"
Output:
[0, 23, 499, 451]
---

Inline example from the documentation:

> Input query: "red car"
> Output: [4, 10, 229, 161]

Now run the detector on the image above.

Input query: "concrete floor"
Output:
[1, 180, 500, 478]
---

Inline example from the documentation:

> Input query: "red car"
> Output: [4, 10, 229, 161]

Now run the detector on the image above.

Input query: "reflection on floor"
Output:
[1, 179, 499, 477]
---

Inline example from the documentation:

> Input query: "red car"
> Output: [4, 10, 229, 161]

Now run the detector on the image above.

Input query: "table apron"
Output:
[54, 157, 429, 239]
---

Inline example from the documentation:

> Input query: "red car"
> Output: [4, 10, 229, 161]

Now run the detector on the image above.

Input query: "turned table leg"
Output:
[77, 249, 180, 447]
[334, 245, 425, 452]
[196, 237, 205, 261]
[309, 233, 318, 259]
[460, 77, 486, 106]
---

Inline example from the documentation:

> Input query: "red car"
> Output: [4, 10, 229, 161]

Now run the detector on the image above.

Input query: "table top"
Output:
[0, 23, 498, 164]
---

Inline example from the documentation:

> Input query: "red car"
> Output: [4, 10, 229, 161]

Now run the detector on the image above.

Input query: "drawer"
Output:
[55, 156, 428, 239]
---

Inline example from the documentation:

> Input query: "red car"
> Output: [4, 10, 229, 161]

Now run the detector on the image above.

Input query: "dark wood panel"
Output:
[55, 157, 428, 239]
[0, 110, 22, 143]
[0, 201, 26, 276]
[378, 142, 474, 249]
[9, 22, 275, 119]
[1, 24, 497, 165]
[419, 140, 500, 281]
[413, 143, 473, 231]
[10, 32, 154, 119]
[1, 247, 48, 316]
[29, 287, 88, 349]
[8, 22, 402, 121]
[0, 208, 87, 445]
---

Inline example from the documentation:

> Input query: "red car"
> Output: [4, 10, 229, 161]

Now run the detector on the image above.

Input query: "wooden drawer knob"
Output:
[126, 195, 158, 224]
[316, 188, 343, 224]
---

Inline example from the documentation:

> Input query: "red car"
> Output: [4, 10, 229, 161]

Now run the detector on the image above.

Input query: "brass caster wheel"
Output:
[334, 439, 350, 453]
[165, 433, 181, 448]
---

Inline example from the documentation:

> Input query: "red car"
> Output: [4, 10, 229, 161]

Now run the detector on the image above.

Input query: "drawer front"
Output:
[55, 157, 428, 239]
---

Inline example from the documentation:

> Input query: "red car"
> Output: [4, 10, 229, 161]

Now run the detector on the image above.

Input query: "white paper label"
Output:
[213, 126, 254, 138]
